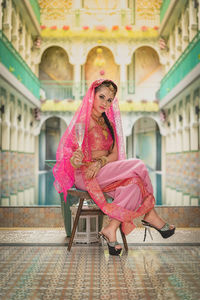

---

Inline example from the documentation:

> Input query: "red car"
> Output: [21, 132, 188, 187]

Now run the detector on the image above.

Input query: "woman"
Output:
[53, 79, 175, 256]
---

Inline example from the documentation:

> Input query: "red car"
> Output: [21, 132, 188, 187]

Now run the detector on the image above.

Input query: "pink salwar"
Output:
[75, 158, 155, 234]
[53, 80, 155, 235]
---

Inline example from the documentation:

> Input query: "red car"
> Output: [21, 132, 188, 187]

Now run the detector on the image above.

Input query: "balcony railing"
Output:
[159, 31, 200, 100]
[40, 80, 160, 102]
[0, 31, 40, 99]
[40, 80, 87, 100]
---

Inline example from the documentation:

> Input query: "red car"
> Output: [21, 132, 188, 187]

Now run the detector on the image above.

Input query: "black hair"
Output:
[94, 80, 117, 148]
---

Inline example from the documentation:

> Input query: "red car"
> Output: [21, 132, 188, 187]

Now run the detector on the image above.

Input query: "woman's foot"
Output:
[100, 221, 122, 251]
[143, 208, 175, 230]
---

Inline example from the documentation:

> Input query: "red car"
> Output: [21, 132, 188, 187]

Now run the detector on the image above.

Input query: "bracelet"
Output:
[96, 156, 108, 168]
[95, 160, 102, 169]
[70, 156, 79, 169]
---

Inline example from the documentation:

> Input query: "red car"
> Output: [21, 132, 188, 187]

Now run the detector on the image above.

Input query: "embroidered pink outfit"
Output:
[53, 79, 155, 235]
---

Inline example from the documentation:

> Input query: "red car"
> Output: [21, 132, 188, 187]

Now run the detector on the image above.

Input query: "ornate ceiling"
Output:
[38, 0, 162, 21]
[38, 0, 72, 9]
[136, 0, 162, 18]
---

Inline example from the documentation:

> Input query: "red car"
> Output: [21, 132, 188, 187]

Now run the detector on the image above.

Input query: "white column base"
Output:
[17, 191, 24, 206]
[1, 198, 10, 206]
[10, 195, 17, 206]
[176, 191, 183, 206]
[190, 197, 199, 206]
[183, 194, 190, 206]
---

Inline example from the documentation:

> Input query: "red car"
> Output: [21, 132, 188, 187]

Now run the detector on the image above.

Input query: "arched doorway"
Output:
[84, 46, 119, 87]
[127, 46, 163, 100]
[38, 116, 66, 205]
[39, 46, 73, 100]
[126, 116, 162, 205]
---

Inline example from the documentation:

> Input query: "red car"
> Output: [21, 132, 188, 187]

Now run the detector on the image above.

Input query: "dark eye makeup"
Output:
[99, 94, 113, 103]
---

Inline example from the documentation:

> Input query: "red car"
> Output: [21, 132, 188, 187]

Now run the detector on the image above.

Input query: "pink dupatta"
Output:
[53, 79, 125, 200]
[53, 79, 155, 234]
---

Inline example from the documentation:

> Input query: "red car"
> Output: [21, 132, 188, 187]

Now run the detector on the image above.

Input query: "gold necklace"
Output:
[91, 113, 108, 140]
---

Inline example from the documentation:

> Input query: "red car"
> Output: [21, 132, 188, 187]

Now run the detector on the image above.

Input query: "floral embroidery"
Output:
[82, 169, 155, 235]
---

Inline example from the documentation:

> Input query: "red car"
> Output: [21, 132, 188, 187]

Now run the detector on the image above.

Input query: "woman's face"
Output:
[93, 86, 115, 116]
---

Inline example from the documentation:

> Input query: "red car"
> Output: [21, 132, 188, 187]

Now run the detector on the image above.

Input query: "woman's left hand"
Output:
[85, 161, 101, 179]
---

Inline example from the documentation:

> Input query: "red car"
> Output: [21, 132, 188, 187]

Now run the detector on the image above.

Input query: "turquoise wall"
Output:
[135, 131, 156, 170]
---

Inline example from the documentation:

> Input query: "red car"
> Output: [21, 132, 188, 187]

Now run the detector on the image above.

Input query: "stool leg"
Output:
[67, 198, 84, 251]
[119, 224, 128, 252]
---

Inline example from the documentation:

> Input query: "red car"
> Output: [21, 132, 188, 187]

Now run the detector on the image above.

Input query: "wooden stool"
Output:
[67, 188, 128, 252]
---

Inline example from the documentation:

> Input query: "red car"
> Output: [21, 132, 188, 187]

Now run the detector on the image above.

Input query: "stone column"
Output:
[74, 0, 81, 27]
[176, 105, 183, 152]
[181, 9, 189, 51]
[120, 0, 127, 25]
[73, 63, 81, 100]
[171, 109, 176, 153]
[168, 32, 175, 68]
[11, 7, 19, 51]
[190, 92, 198, 150]
[2, 0, 12, 41]
[182, 98, 190, 151]
[1, 89, 11, 206]
[120, 63, 127, 101]
[165, 129, 170, 154]
[189, 0, 198, 41]
[25, 34, 32, 66]
[17, 103, 25, 205]
[19, 22, 26, 60]
[10, 98, 18, 206]
[175, 22, 182, 60]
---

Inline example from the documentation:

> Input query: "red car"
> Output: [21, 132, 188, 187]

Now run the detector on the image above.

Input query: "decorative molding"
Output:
[122, 112, 167, 137]
[0, 63, 40, 108]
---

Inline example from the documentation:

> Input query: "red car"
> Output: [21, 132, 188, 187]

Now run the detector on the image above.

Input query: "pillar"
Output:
[190, 91, 198, 150]
[10, 98, 18, 206]
[17, 102, 25, 205]
[74, 0, 81, 27]
[181, 9, 189, 51]
[1, 89, 11, 205]
[175, 22, 182, 60]
[169, 32, 175, 68]
[176, 105, 183, 152]
[11, 7, 19, 51]
[189, 0, 198, 41]
[182, 98, 190, 151]
[2, 0, 12, 41]
[171, 108, 176, 153]
[19, 23, 26, 60]
[120, 63, 127, 101]
[73, 63, 81, 100]
[25, 34, 32, 66]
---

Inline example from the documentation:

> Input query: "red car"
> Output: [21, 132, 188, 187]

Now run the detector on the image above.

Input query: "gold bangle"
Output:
[70, 156, 79, 169]
[97, 156, 108, 168]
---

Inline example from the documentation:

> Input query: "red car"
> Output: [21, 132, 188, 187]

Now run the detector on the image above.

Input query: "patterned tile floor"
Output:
[0, 227, 200, 245]
[0, 228, 200, 300]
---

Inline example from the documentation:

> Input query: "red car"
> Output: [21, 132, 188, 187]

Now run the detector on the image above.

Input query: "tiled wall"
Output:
[0, 207, 63, 227]
[0, 206, 199, 228]
[1, 151, 35, 197]
[166, 151, 200, 197]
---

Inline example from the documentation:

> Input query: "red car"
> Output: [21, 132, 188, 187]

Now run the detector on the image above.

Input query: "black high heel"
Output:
[141, 220, 175, 242]
[98, 232, 122, 256]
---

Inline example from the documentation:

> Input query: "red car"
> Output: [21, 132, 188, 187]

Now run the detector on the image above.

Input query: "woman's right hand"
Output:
[70, 149, 84, 168]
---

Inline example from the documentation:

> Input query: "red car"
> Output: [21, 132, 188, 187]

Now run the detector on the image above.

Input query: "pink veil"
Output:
[53, 79, 126, 201]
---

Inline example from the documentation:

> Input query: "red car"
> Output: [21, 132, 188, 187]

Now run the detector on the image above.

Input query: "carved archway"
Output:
[84, 46, 119, 86]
